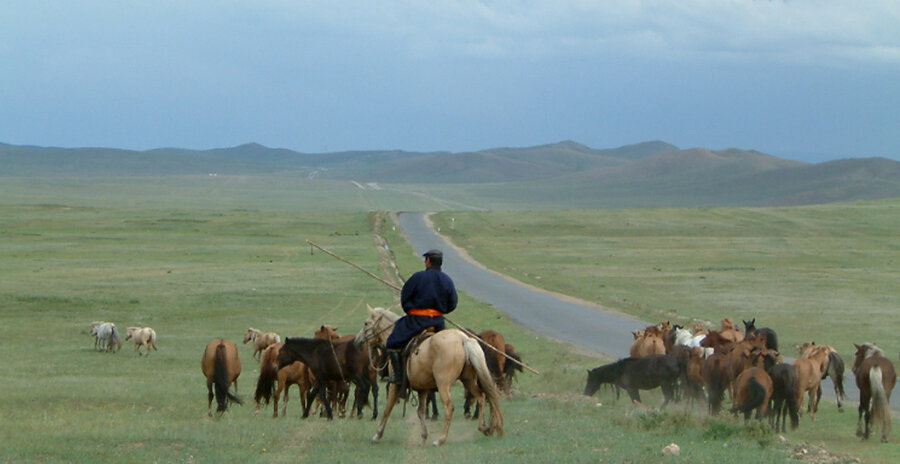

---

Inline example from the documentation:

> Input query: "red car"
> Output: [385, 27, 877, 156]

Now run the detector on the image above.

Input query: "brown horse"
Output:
[852, 343, 897, 442]
[796, 341, 846, 411]
[314, 324, 378, 419]
[464, 329, 508, 419]
[718, 318, 744, 344]
[767, 362, 800, 432]
[371, 329, 504, 446]
[201, 339, 242, 414]
[276, 337, 375, 420]
[792, 357, 822, 421]
[629, 330, 666, 357]
[731, 367, 773, 421]
[702, 351, 731, 415]
[254, 342, 312, 418]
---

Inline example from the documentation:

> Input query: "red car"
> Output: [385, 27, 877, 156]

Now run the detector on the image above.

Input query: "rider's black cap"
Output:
[423, 249, 443, 259]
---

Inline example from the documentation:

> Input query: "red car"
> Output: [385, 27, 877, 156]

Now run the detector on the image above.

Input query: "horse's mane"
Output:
[861, 342, 884, 358]
[373, 307, 401, 322]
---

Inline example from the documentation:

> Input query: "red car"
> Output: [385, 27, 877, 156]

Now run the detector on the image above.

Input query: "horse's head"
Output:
[125, 327, 138, 341]
[742, 318, 756, 333]
[243, 328, 257, 344]
[356, 305, 399, 347]
[720, 318, 735, 330]
[852, 342, 883, 372]
[315, 325, 340, 341]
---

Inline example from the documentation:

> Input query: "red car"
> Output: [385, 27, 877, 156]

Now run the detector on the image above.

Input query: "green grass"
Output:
[2, 181, 899, 463]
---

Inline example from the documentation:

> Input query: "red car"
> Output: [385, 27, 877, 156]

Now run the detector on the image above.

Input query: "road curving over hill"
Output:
[394, 211, 892, 410]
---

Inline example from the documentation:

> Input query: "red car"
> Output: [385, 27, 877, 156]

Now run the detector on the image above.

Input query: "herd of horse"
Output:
[584, 317, 897, 442]
[194, 306, 521, 446]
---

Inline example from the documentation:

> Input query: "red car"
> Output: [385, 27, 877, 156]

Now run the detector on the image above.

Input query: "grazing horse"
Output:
[124, 327, 157, 356]
[742, 318, 778, 351]
[89, 321, 108, 350]
[852, 343, 896, 442]
[91, 322, 121, 353]
[585, 354, 681, 409]
[244, 328, 281, 361]
[201, 339, 242, 414]
[276, 337, 375, 420]
[254, 342, 312, 418]
[369, 328, 504, 445]
[792, 356, 822, 421]
[796, 341, 846, 411]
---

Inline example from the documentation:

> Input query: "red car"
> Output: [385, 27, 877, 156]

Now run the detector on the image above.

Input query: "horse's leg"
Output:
[435, 381, 455, 446]
[370, 379, 379, 420]
[461, 375, 489, 435]
[302, 384, 320, 418]
[372, 383, 399, 443]
[416, 390, 430, 444]
[273, 379, 284, 418]
[206, 379, 214, 416]
[857, 391, 869, 437]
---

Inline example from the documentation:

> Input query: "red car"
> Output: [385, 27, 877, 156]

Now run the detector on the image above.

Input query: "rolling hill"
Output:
[1, 140, 898, 208]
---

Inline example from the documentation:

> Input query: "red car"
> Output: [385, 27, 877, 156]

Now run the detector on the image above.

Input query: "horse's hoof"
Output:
[432, 440, 443, 447]
[479, 426, 491, 436]
[371, 434, 382, 443]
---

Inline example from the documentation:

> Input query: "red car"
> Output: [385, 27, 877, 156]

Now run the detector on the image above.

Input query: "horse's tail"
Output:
[149, 329, 158, 351]
[254, 355, 278, 407]
[827, 351, 845, 400]
[214, 344, 242, 412]
[463, 336, 504, 438]
[734, 377, 766, 414]
[109, 325, 122, 353]
[869, 366, 890, 438]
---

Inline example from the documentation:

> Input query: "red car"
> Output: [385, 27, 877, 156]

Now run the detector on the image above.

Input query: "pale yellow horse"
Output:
[125, 326, 158, 356]
[359, 306, 503, 446]
[243, 328, 281, 361]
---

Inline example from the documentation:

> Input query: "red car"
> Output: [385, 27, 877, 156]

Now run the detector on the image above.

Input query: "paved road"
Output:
[396, 211, 645, 358]
[395, 211, 890, 410]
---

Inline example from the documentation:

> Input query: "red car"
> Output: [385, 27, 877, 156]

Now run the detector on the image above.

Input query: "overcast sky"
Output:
[1, 1, 898, 162]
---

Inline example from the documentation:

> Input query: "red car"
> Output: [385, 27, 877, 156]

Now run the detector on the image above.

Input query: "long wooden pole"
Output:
[307, 239, 539, 375]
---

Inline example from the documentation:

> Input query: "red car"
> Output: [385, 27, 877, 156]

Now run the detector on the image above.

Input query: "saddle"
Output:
[397, 327, 437, 397]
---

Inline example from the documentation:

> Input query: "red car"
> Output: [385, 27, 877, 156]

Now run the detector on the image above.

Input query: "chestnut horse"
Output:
[731, 360, 774, 421]
[201, 339, 242, 414]
[792, 357, 822, 421]
[796, 341, 846, 411]
[852, 343, 896, 442]
[254, 342, 312, 418]
[464, 329, 508, 419]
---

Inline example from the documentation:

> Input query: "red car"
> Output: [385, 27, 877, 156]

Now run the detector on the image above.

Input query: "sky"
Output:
[1, 1, 898, 162]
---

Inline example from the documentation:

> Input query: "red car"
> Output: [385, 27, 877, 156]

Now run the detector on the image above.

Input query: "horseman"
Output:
[384, 249, 458, 385]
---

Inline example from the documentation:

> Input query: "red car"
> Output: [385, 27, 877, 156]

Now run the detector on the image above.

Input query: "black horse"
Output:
[276, 337, 376, 420]
[743, 318, 778, 351]
[584, 354, 681, 409]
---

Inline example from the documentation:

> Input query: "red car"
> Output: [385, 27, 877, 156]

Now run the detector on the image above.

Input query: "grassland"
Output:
[1, 176, 898, 462]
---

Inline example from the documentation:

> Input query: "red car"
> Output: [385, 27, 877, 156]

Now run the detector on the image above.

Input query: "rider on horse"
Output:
[384, 249, 458, 385]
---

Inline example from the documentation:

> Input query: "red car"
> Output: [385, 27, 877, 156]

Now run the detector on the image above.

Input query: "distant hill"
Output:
[1, 140, 898, 207]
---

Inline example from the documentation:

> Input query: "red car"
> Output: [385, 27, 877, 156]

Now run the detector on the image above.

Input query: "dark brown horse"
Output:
[584, 354, 681, 409]
[852, 343, 897, 442]
[276, 337, 375, 420]
[201, 339, 243, 414]
[767, 362, 800, 432]
[742, 318, 778, 351]
[314, 325, 379, 419]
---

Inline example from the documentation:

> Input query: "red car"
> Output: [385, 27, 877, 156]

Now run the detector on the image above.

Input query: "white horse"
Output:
[125, 326, 158, 356]
[685, 333, 713, 358]
[672, 327, 693, 347]
[91, 322, 121, 353]
[243, 328, 281, 361]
